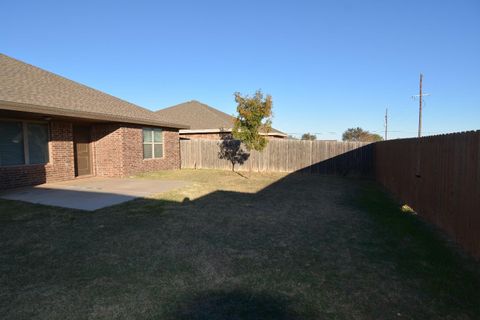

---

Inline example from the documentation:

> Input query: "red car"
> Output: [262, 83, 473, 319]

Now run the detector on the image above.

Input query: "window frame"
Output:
[0, 118, 51, 167]
[142, 127, 164, 160]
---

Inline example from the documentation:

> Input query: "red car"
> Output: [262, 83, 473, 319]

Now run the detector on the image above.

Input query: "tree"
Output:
[232, 90, 273, 151]
[218, 135, 250, 172]
[301, 133, 316, 141]
[368, 133, 383, 142]
[342, 127, 383, 142]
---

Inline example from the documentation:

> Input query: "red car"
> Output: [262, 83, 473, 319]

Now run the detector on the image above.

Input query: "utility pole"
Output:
[412, 73, 430, 138]
[418, 73, 423, 137]
[384, 107, 388, 140]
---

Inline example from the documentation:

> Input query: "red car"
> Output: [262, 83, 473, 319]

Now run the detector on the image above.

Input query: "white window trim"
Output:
[0, 119, 51, 166]
[143, 128, 164, 160]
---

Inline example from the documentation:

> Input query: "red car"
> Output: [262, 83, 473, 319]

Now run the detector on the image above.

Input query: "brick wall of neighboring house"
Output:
[0, 121, 75, 189]
[181, 132, 231, 140]
[180, 132, 286, 140]
[92, 124, 180, 177]
[266, 135, 286, 140]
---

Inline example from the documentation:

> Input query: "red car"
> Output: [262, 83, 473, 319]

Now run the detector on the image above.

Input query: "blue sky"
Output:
[1, 0, 479, 140]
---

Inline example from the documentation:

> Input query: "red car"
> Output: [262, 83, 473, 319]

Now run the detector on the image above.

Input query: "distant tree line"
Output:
[342, 127, 383, 142]
[301, 133, 317, 141]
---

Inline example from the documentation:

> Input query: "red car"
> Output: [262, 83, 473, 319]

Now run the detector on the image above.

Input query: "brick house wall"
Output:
[92, 124, 180, 177]
[1, 121, 180, 189]
[0, 121, 75, 189]
[92, 124, 125, 177]
[122, 126, 180, 176]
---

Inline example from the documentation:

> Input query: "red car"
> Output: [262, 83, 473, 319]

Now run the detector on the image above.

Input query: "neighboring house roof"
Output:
[0, 54, 188, 129]
[156, 100, 287, 136]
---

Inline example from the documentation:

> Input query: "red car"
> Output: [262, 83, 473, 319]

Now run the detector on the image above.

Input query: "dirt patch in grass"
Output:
[1, 169, 479, 319]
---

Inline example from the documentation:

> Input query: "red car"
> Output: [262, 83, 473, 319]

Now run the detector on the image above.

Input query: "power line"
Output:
[284, 130, 447, 136]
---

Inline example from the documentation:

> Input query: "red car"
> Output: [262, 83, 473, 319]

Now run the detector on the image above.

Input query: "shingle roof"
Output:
[0, 54, 188, 129]
[156, 100, 286, 136]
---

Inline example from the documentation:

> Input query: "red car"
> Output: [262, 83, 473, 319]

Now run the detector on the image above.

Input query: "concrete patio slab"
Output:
[0, 177, 187, 211]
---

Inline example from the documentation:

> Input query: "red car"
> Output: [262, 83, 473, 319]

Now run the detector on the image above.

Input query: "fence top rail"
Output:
[375, 130, 480, 143]
[180, 139, 372, 145]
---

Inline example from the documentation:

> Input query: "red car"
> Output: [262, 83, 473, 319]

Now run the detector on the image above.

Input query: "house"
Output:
[156, 100, 287, 140]
[0, 54, 188, 189]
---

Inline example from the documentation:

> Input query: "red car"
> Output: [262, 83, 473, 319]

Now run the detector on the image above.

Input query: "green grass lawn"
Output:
[1, 169, 479, 319]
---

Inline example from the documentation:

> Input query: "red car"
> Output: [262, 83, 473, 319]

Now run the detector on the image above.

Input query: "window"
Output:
[0, 121, 49, 166]
[143, 128, 163, 159]
[0, 121, 24, 165]
[27, 123, 50, 164]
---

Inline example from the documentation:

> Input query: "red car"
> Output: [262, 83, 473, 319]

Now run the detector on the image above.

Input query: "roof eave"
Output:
[0, 100, 190, 129]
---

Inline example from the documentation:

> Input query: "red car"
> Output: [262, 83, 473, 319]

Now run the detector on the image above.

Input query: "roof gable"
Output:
[156, 100, 286, 135]
[156, 100, 235, 130]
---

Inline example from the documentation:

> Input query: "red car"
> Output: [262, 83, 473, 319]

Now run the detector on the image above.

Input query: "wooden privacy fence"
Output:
[180, 139, 371, 174]
[374, 131, 480, 259]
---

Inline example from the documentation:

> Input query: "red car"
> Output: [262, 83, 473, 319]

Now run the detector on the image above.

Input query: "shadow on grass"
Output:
[351, 181, 480, 314]
[171, 289, 306, 320]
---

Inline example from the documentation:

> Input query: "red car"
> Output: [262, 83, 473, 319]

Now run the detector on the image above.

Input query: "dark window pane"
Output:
[143, 144, 153, 159]
[154, 129, 163, 143]
[0, 121, 25, 165]
[27, 123, 49, 164]
[154, 143, 163, 158]
[143, 129, 152, 142]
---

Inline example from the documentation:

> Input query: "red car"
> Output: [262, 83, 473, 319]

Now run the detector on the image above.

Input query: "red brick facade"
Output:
[122, 126, 180, 176]
[92, 124, 180, 177]
[0, 120, 180, 189]
[92, 124, 126, 177]
[0, 121, 75, 189]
